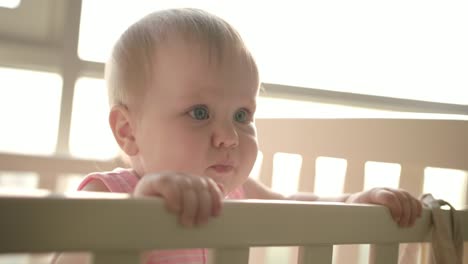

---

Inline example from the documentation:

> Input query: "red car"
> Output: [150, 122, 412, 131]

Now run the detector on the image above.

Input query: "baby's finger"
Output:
[133, 174, 162, 197]
[180, 188, 197, 227]
[394, 191, 411, 227]
[134, 173, 182, 214]
[190, 177, 212, 226]
[159, 176, 184, 214]
[195, 187, 212, 226]
[373, 189, 402, 223]
[206, 178, 223, 216]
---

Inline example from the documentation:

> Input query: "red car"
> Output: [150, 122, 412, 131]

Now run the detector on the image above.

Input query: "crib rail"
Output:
[1, 195, 467, 264]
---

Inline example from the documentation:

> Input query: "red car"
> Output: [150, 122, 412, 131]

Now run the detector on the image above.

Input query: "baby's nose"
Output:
[211, 122, 239, 148]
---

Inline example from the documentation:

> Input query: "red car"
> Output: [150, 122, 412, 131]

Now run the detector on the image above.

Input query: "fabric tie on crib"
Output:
[399, 193, 463, 264]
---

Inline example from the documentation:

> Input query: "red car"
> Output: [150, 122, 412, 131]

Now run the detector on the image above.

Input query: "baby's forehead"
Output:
[152, 34, 258, 77]
[146, 38, 259, 99]
[159, 32, 246, 60]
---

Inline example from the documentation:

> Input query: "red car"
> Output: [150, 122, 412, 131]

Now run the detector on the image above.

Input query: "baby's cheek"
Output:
[240, 134, 258, 168]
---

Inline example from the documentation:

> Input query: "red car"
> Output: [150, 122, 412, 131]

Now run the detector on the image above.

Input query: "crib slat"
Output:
[92, 252, 140, 264]
[399, 165, 424, 197]
[298, 245, 333, 264]
[211, 248, 249, 264]
[369, 244, 399, 264]
[298, 155, 316, 192]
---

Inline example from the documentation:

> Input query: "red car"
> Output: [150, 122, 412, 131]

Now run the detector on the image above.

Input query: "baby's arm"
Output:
[133, 172, 224, 227]
[243, 178, 422, 227]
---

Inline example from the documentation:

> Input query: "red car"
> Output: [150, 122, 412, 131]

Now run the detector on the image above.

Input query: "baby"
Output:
[55, 8, 422, 264]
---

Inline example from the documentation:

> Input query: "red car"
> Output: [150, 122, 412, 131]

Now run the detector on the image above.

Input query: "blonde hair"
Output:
[105, 8, 259, 108]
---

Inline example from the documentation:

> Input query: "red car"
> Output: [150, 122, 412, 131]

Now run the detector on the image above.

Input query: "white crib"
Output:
[0, 118, 467, 264]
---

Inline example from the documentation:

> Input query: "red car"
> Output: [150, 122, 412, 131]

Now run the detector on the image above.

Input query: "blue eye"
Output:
[234, 109, 249, 123]
[189, 106, 210, 120]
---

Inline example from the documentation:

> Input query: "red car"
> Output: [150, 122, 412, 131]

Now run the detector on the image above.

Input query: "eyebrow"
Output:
[176, 92, 257, 109]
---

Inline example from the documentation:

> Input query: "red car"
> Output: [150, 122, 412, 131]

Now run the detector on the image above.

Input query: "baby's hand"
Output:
[133, 172, 224, 227]
[347, 187, 422, 227]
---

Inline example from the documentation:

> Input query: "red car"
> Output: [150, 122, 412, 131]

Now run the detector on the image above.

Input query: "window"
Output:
[271, 152, 302, 196]
[0, 171, 38, 190]
[69, 77, 119, 160]
[0, 67, 62, 155]
[315, 157, 347, 196]
[364, 161, 401, 190]
[423, 167, 467, 209]
[0, 0, 20, 9]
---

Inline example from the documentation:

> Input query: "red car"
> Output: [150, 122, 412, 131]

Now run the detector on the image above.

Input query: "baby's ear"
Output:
[109, 105, 139, 156]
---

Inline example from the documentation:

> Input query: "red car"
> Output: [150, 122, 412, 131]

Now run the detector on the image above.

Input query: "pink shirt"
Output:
[78, 168, 244, 264]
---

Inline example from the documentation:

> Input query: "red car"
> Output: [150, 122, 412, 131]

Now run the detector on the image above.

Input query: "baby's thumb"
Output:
[216, 182, 225, 196]
[132, 174, 165, 197]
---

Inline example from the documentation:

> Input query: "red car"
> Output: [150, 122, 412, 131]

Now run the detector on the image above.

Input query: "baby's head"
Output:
[107, 8, 260, 194]
[106, 8, 258, 111]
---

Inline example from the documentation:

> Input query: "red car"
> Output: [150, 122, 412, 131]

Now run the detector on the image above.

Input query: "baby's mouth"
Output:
[210, 164, 234, 173]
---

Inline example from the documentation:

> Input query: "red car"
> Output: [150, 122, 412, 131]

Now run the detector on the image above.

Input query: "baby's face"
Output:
[133, 40, 259, 194]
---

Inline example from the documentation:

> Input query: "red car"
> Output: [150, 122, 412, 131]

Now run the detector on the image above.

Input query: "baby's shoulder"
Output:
[81, 179, 109, 192]
[78, 168, 138, 193]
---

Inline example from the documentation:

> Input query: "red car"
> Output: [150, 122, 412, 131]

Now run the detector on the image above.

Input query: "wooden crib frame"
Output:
[1, 195, 467, 264]
[1, 118, 468, 264]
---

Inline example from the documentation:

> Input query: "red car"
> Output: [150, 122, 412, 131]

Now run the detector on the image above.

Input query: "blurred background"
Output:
[0, 1, 467, 263]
